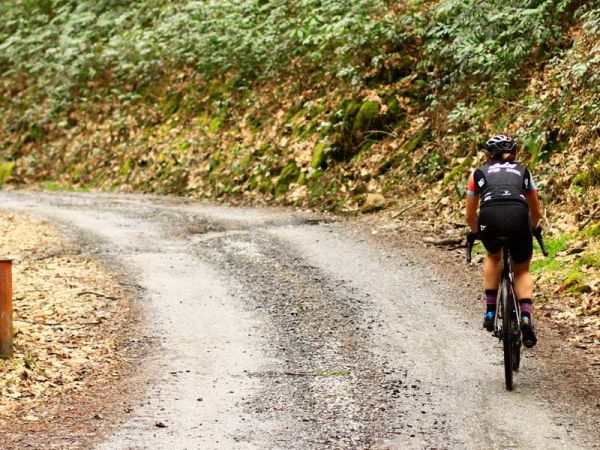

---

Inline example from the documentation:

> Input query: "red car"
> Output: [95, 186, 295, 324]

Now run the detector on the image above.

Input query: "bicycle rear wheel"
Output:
[512, 316, 521, 372]
[501, 279, 514, 391]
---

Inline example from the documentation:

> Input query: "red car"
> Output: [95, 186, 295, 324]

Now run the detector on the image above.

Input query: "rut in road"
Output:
[195, 229, 449, 448]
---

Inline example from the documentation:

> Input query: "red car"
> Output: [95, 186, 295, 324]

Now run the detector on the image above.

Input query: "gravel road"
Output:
[1, 191, 598, 449]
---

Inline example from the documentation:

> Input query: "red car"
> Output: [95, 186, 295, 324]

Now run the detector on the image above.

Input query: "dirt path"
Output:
[0, 191, 598, 449]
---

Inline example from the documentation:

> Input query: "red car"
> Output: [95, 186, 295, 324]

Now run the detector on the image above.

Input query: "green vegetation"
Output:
[0, 1, 598, 310]
[41, 181, 90, 192]
[315, 369, 350, 378]
[0, 160, 14, 186]
[1, 1, 597, 207]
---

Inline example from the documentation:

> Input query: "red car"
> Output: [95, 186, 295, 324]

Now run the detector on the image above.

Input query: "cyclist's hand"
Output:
[465, 231, 478, 263]
[466, 231, 478, 246]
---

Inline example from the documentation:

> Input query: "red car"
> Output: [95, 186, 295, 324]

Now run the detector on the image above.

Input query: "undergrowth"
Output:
[0, 1, 598, 313]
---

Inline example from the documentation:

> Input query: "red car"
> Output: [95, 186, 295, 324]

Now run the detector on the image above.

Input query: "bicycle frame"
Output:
[493, 244, 521, 339]
[465, 227, 547, 390]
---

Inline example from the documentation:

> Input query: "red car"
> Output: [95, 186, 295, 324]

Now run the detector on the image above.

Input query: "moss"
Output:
[296, 171, 307, 186]
[342, 100, 361, 131]
[353, 101, 380, 131]
[563, 270, 592, 295]
[386, 95, 402, 117]
[209, 115, 223, 133]
[41, 182, 61, 191]
[312, 142, 327, 169]
[0, 160, 15, 186]
[194, 112, 210, 128]
[283, 102, 305, 123]
[350, 141, 374, 162]
[379, 127, 429, 174]
[583, 221, 600, 238]
[315, 369, 350, 377]
[24, 124, 46, 143]
[120, 159, 133, 177]
[274, 161, 299, 197]
[259, 179, 273, 194]
[442, 155, 473, 189]
[579, 251, 600, 268]
[571, 172, 588, 188]
[160, 92, 182, 116]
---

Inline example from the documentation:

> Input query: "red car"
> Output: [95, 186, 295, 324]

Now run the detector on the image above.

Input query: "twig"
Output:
[578, 204, 600, 231]
[392, 201, 420, 219]
[423, 236, 463, 246]
[76, 291, 117, 301]
[14, 319, 64, 328]
[282, 372, 319, 377]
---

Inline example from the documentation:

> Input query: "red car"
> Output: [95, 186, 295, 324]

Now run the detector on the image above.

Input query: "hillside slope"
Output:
[0, 1, 598, 346]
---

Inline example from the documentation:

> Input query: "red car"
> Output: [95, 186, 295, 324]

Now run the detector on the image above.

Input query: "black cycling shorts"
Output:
[478, 203, 533, 263]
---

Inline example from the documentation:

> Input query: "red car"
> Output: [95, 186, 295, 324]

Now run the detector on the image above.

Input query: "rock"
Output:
[361, 194, 386, 213]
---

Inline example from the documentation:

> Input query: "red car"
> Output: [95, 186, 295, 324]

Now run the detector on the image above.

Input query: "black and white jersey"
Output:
[467, 161, 537, 208]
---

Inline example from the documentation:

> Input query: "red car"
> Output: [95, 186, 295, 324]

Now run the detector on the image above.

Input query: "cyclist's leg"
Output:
[484, 251, 502, 290]
[478, 207, 502, 331]
[510, 214, 534, 305]
[513, 259, 533, 300]
[513, 254, 537, 347]
[481, 251, 501, 331]
[479, 206, 502, 290]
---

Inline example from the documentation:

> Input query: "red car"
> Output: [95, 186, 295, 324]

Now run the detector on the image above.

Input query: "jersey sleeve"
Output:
[523, 168, 537, 193]
[467, 172, 478, 196]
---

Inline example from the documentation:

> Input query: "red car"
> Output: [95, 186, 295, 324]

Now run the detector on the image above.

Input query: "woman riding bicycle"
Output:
[465, 135, 542, 348]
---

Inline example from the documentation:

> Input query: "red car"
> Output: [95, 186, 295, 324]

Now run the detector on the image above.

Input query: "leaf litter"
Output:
[0, 211, 136, 445]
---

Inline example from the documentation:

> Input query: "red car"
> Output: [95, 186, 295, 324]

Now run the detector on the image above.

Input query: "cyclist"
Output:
[465, 135, 542, 348]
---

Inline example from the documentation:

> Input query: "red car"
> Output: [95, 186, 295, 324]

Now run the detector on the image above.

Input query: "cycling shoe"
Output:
[483, 311, 495, 332]
[521, 314, 537, 348]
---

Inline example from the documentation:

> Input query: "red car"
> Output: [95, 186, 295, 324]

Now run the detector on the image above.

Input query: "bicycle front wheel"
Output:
[501, 279, 514, 391]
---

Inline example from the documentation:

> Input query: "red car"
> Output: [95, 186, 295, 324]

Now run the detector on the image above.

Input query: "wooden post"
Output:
[0, 260, 13, 358]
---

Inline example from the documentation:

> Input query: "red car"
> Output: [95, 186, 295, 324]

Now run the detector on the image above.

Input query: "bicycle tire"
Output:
[509, 283, 522, 372]
[513, 330, 521, 372]
[501, 279, 513, 391]
[512, 317, 521, 371]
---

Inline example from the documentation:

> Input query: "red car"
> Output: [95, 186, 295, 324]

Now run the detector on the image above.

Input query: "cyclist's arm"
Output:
[527, 190, 541, 229]
[466, 196, 479, 233]
[466, 174, 479, 233]
[524, 169, 541, 229]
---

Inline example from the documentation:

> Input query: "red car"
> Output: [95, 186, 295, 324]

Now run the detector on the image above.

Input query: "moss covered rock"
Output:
[353, 101, 380, 132]
[274, 161, 299, 197]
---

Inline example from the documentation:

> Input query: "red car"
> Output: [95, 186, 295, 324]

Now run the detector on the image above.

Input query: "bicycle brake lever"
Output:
[466, 232, 477, 264]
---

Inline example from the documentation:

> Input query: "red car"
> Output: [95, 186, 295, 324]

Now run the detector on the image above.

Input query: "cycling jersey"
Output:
[467, 161, 537, 208]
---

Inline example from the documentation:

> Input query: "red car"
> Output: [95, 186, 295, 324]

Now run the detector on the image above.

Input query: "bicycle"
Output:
[466, 227, 548, 391]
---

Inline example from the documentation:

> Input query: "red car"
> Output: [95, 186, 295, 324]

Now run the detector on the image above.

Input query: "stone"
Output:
[361, 193, 386, 213]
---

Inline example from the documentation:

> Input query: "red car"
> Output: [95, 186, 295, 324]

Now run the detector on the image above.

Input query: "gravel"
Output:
[0, 190, 598, 449]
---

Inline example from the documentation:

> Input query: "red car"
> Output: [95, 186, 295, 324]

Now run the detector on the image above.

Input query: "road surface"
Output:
[1, 191, 598, 449]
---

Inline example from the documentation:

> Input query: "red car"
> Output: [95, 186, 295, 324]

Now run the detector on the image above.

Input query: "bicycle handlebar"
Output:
[466, 232, 477, 264]
[533, 226, 549, 257]
[465, 226, 548, 263]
